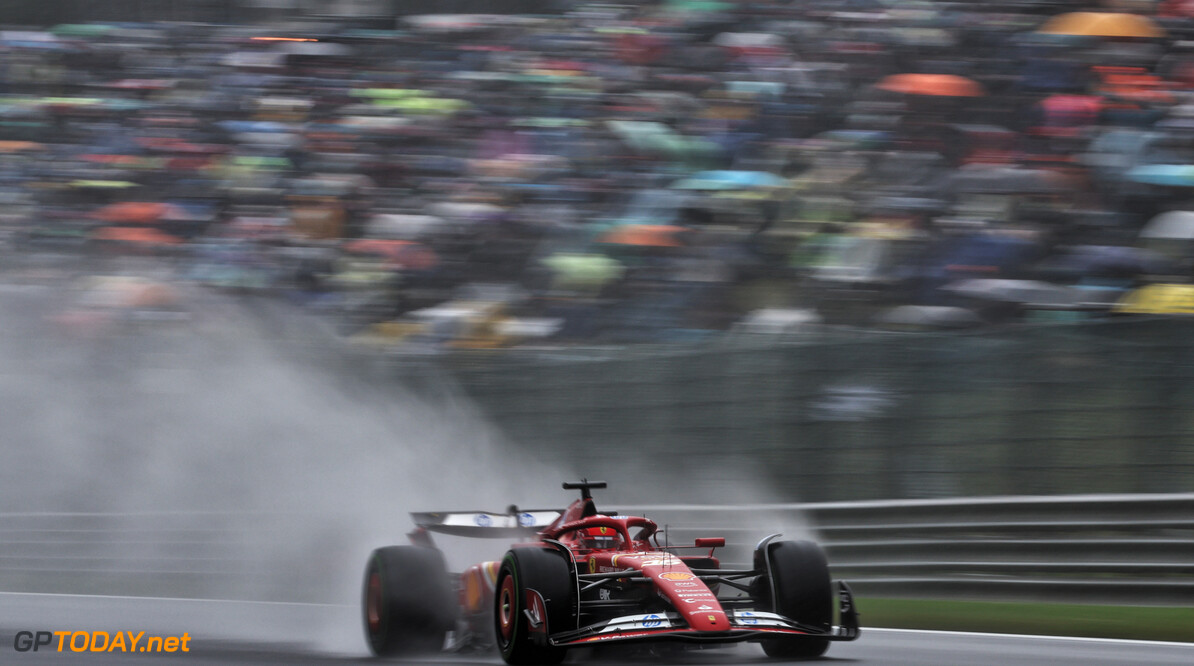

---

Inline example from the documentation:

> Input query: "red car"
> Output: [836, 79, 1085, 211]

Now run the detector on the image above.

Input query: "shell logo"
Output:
[659, 572, 694, 581]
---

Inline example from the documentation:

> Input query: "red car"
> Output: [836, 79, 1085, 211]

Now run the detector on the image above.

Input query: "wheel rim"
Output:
[366, 570, 382, 633]
[497, 574, 517, 643]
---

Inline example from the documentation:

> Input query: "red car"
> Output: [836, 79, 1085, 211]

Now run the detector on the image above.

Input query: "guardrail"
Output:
[611, 493, 1194, 606]
[0, 511, 341, 602]
[3, 494, 1192, 605]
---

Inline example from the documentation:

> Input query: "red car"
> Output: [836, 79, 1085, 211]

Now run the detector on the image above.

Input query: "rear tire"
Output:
[759, 540, 832, 659]
[362, 546, 456, 657]
[495, 548, 574, 665]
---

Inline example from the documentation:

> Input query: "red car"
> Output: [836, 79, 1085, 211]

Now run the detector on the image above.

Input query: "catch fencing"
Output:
[3, 494, 1192, 606]
[446, 318, 1194, 503]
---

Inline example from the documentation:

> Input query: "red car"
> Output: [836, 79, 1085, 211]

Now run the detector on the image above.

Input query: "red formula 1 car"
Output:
[362, 481, 859, 663]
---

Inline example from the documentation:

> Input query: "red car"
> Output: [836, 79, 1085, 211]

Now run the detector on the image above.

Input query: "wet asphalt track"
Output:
[4, 630, 1194, 666]
[2, 594, 1192, 666]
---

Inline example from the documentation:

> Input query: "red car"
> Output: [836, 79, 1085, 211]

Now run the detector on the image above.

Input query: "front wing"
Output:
[548, 582, 860, 648]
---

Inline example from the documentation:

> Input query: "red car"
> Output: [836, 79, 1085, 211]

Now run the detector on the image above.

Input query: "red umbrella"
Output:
[343, 239, 438, 270]
[877, 74, 985, 97]
[93, 227, 184, 246]
[599, 225, 688, 247]
[91, 202, 184, 224]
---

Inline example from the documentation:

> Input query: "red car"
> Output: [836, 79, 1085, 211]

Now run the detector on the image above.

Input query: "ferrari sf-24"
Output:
[363, 480, 859, 663]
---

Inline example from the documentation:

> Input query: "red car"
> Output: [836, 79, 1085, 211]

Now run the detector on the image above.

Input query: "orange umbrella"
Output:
[92, 202, 182, 224]
[80, 154, 142, 165]
[1037, 12, 1165, 38]
[599, 224, 688, 247]
[876, 74, 985, 97]
[93, 227, 184, 246]
[0, 141, 44, 152]
[343, 239, 438, 270]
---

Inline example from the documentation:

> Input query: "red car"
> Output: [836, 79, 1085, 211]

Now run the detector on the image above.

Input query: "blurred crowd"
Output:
[7, 0, 1194, 350]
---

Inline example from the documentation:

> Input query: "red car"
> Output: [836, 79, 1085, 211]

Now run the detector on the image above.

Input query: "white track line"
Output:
[866, 627, 1194, 648]
[0, 591, 352, 608]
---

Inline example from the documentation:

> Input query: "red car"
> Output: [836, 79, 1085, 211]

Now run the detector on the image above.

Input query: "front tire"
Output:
[759, 540, 833, 659]
[495, 547, 574, 665]
[362, 546, 456, 657]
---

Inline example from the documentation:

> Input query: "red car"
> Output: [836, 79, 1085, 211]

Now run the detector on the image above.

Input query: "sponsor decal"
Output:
[518, 512, 535, 527]
[739, 611, 758, 625]
[641, 614, 662, 628]
[474, 514, 492, 527]
[588, 558, 598, 574]
[697, 604, 713, 610]
[659, 572, 694, 581]
[708, 615, 716, 623]
[673, 581, 699, 587]
[483, 561, 500, 584]
[585, 630, 659, 642]
[613, 553, 679, 567]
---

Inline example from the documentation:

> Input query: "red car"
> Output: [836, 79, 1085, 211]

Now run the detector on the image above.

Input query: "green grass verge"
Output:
[857, 598, 1194, 643]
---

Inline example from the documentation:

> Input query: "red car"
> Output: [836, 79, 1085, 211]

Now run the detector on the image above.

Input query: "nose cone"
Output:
[614, 553, 732, 633]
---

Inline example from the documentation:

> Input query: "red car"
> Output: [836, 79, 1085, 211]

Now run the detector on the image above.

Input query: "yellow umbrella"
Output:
[69, 180, 139, 189]
[1114, 283, 1194, 314]
[1037, 12, 1165, 38]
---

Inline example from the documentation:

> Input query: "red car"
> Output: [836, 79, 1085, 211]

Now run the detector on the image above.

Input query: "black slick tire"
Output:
[362, 545, 456, 657]
[494, 547, 574, 665]
[760, 540, 833, 659]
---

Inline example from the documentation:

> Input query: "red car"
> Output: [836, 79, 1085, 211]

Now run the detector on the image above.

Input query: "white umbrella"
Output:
[221, 51, 285, 69]
[426, 202, 504, 221]
[876, 305, 983, 330]
[713, 32, 785, 48]
[1141, 210, 1194, 240]
[942, 279, 1080, 307]
[274, 40, 353, 57]
[339, 116, 414, 132]
[366, 214, 444, 239]
[234, 132, 300, 148]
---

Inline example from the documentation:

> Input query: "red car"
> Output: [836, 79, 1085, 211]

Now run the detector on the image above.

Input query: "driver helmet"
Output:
[580, 526, 620, 550]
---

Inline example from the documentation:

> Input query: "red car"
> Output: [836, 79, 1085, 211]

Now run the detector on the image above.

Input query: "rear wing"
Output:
[410, 510, 562, 538]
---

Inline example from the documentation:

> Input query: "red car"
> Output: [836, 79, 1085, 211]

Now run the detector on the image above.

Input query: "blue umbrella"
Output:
[216, 120, 293, 134]
[815, 130, 891, 149]
[1126, 164, 1194, 187]
[671, 170, 788, 190]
